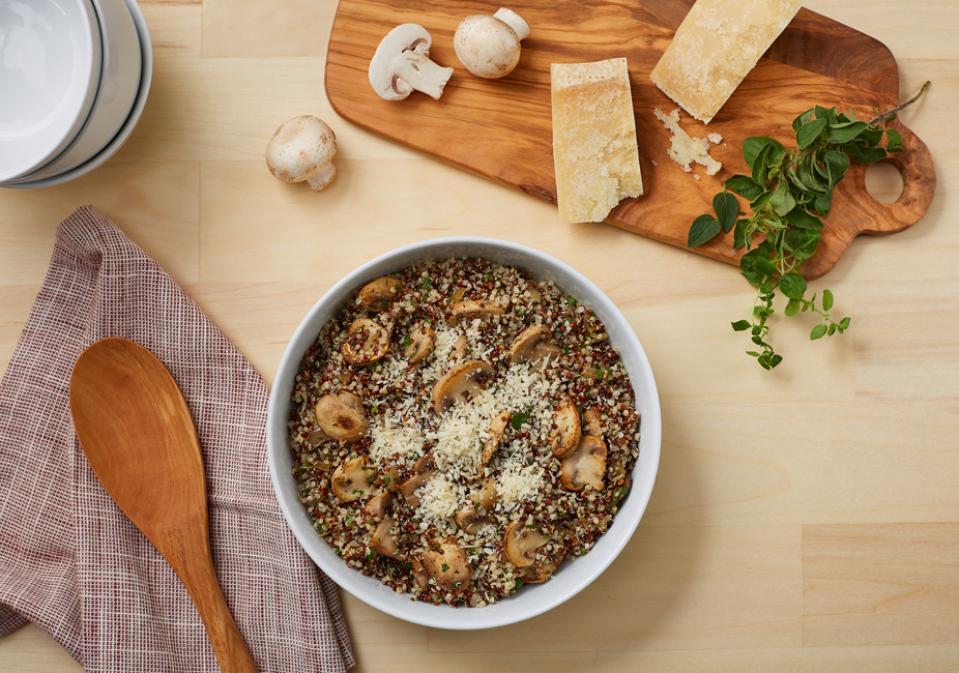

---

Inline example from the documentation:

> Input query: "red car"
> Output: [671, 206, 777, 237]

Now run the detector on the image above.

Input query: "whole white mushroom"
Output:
[265, 116, 337, 191]
[454, 8, 530, 79]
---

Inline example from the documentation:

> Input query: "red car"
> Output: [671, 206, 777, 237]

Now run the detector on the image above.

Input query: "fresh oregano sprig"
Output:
[688, 82, 930, 370]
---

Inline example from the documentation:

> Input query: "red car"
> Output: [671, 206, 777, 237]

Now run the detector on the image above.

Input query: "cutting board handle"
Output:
[851, 121, 936, 235]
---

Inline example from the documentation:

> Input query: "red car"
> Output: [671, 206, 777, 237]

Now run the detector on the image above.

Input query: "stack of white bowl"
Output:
[0, 0, 153, 189]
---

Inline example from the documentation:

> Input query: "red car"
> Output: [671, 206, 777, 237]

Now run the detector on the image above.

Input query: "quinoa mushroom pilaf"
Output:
[288, 258, 641, 607]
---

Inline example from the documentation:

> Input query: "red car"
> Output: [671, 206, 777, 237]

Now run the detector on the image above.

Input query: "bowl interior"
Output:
[267, 238, 661, 630]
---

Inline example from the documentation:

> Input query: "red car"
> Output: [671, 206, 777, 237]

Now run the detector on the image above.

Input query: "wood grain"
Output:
[69, 338, 259, 673]
[325, 0, 936, 278]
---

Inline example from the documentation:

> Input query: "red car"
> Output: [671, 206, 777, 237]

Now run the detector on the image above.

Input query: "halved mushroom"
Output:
[400, 453, 437, 507]
[362, 491, 396, 519]
[583, 407, 605, 438]
[448, 299, 506, 326]
[314, 392, 369, 442]
[508, 324, 562, 366]
[560, 435, 607, 492]
[357, 276, 404, 310]
[404, 321, 435, 364]
[548, 394, 581, 458]
[369, 24, 453, 101]
[481, 411, 510, 465]
[503, 520, 550, 569]
[431, 360, 495, 414]
[340, 318, 390, 366]
[454, 504, 491, 535]
[411, 556, 430, 591]
[331, 455, 377, 502]
[369, 518, 401, 559]
[420, 538, 472, 589]
[520, 562, 558, 584]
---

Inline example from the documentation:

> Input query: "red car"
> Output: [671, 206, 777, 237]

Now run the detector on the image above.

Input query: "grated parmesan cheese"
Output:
[416, 475, 465, 524]
[653, 107, 722, 176]
[369, 418, 425, 463]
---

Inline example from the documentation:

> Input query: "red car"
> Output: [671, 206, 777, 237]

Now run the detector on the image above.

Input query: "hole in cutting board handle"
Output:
[865, 160, 905, 204]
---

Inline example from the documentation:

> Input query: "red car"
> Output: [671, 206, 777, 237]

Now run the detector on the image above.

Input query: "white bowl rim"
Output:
[267, 236, 662, 630]
[0, 0, 102, 182]
[0, 0, 152, 190]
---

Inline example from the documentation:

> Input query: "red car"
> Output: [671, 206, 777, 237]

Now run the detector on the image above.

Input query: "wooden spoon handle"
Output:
[167, 532, 260, 673]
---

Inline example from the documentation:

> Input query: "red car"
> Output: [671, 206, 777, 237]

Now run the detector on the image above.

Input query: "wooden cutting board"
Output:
[325, 0, 936, 278]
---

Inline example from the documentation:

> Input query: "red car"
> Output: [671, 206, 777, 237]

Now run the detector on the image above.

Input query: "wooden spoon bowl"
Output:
[69, 337, 259, 673]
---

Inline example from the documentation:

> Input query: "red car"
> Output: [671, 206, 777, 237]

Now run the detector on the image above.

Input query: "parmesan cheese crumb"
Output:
[653, 107, 722, 176]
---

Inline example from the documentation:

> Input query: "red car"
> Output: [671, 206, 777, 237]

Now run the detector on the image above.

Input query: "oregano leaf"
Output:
[688, 215, 722, 248]
[713, 192, 739, 233]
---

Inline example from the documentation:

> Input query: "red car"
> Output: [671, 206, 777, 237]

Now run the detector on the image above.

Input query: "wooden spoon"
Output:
[69, 337, 259, 673]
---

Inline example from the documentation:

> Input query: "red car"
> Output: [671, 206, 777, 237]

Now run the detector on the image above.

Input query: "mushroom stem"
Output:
[390, 51, 453, 101]
[493, 8, 530, 40]
[306, 163, 337, 191]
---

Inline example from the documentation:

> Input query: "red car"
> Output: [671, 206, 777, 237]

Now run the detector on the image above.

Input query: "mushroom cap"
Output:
[404, 321, 435, 365]
[431, 360, 495, 414]
[265, 115, 337, 183]
[448, 299, 506, 326]
[357, 276, 404, 310]
[340, 318, 390, 366]
[331, 455, 377, 502]
[369, 23, 433, 101]
[314, 392, 369, 442]
[454, 14, 522, 79]
[421, 538, 472, 589]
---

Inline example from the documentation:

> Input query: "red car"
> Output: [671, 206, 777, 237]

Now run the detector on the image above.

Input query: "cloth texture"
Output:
[0, 206, 354, 672]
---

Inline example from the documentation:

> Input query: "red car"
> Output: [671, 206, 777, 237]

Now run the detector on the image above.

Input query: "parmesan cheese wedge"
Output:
[551, 58, 644, 224]
[650, 0, 802, 123]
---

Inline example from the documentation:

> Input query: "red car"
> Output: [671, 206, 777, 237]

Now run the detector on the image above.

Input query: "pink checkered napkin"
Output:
[0, 206, 354, 672]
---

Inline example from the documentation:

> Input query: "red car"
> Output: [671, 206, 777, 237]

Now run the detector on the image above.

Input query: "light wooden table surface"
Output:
[1, 0, 957, 671]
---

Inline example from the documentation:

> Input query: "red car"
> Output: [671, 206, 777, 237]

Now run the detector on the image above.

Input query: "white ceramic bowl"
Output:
[13, 0, 141, 181]
[2, 0, 151, 189]
[267, 238, 662, 630]
[0, 0, 102, 182]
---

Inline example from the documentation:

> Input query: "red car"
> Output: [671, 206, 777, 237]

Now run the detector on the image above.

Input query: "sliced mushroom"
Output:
[382, 466, 401, 492]
[400, 453, 437, 507]
[306, 428, 330, 448]
[420, 538, 472, 589]
[520, 562, 558, 584]
[503, 520, 549, 569]
[362, 491, 395, 519]
[481, 411, 510, 465]
[548, 394, 581, 458]
[560, 435, 607, 492]
[369, 24, 453, 101]
[331, 455, 377, 502]
[369, 518, 401, 559]
[448, 299, 506, 326]
[404, 321, 435, 364]
[431, 360, 495, 414]
[357, 276, 404, 310]
[340, 318, 390, 366]
[581, 366, 610, 380]
[314, 392, 369, 442]
[509, 324, 562, 366]
[411, 556, 430, 591]
[454, 504, 491, 535]
[471, 477, 498, 511]
[583, 407, 605, 438]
